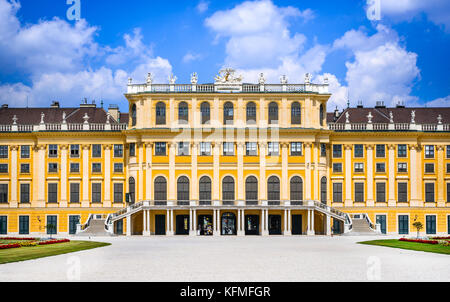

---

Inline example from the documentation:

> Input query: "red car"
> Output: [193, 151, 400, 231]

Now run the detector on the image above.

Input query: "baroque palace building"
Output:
[0, 69, 449, 237]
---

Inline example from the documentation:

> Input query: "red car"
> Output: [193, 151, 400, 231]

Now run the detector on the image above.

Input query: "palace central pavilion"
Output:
[0, 69, 449, 237]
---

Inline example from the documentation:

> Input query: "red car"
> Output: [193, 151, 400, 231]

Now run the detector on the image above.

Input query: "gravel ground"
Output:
[0, 235, 449, 282]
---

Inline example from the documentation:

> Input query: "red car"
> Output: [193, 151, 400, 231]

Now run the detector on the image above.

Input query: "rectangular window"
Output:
[200, 142, 212, 156]
[425, 145, 435, 159]
[245, 142, 257, 156]
[70, 183, 79, 203]
[333, 183, 342, 203]
[291, 143, 303, 156]
[447, 145, 450, 159]
[48, 163, 58, 173]
[114, 144, 123, 158]
[129, 143, 136, 157]
[398, 215, 409, 235]
[397, 162, 408, 173]
[354, 163, 364, 173]
[223, 143, 235, 156]
[114, 183, 123, 203]
[92, 163, 102, 173]
[354, 182, 364, 202]
[447, 163, 450, 174]
[425, 183, 435, 202]
[333, 145, 342, 158]
[425, 163, 435, 173]
[376, 163, 385, 173]
[48, 183, 58, 203]
[70, 163, 80, 173]
[354, 144, 364, 158]
[92, 144, 102, 158]
[114, 163, 123, 173]
[20, 164, 30, 174]
[0, 184, 7, 203]
[320, 144, 326, 157]
[20, 184, 30, 203]
[333, 163, 342, 173]
[398, 182, 408, 202]
[155, 142, 166, 156]
[426, 215, 436, 235]
[19, 216, 29, 235]
[376, 182, 386, 203]
[48, 144, 58, 158]
[0, 164, 7, 173]
[397, 144, 407, 158]
[376, 144, 385, 158]
[46, 215, 57, 235]
[178, 142, 189, 156]
[21, 146, 30, 159]
[0, 146, 8, 158]
[92, 183, 101, 203]
[268, 142, 279, 156]
[70, 145, 79, 158]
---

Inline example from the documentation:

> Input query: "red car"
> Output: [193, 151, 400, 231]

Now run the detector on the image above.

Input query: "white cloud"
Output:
[182, 52, 202, 63]
[425, 95, 450, 107]
[204, 0, 320, 81]
[0, 0, 172, 108]
[196, 1, 209, 13]
[367, 0, 450, 32]
[331, 24, 420, 108]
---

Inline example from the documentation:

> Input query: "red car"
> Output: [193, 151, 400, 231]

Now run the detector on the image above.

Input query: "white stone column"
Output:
[281, 143, 289, 202]
[387, 144, 396, 207]
[305, 143, 312, 200]
[437, 145, 445, 207]
[189, 209, 194, 236]
[147, 210, 151, 236]
[213, 209, 217, 235]
[138, 143, 144, 202]
[168, 143, 176, 203]
[366, 145, 374, 206]
[237, 143, 244, 204]
[344, 145, 352, 207]
[193, 209, 197, 234]
[37, 145, 46, 207]
[237, 209, 242, 236]
[166, 209, 170, 235]
[126, 215, 131, 236]
[264, 209, 269, 236]
[310, 210, 315, 235]
[313, 142, 319, 200]
[143, 209, 147, 235]
[10, 145, 18, 207]
[103, 145, 112, 207]
[326, 214, 331, 236]
[145, 143, 153, 200]
[287, 209, 292, 235]
[409, 144, 418, 205]
[170, 209, 174, 236]
[82, 145, 90, 207]
[60, 145, 68, 207]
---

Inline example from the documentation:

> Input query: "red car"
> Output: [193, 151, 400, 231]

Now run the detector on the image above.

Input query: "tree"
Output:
[412, 221, 423, 239]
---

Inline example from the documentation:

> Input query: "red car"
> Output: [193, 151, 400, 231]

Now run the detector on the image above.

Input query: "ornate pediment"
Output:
[214, 68, 243, 84]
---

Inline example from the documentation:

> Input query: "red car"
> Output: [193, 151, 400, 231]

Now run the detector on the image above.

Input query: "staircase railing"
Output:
[350, 213, 381, 233]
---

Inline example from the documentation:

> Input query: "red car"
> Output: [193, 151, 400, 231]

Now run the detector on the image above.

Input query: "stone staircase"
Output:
[344, 218, 379, 236]
[76, 219, 114, 237]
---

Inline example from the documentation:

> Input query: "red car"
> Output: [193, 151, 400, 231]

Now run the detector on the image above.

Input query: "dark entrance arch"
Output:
[221, 212, 236, 235]
[245, 215, 260, 235]
[268, 215, 282, 235]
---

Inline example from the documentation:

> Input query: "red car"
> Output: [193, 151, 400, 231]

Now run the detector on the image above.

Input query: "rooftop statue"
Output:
[191, 72, 198, 85]
[214, 68, 243, 84]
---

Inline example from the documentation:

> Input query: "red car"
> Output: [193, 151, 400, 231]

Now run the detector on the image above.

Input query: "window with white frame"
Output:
[268, 142, 279, 156]
[178, 142, 189, 156]
[200, 142, 211, 156]
[223, 143, 234, 156]
[246, 142, 257, 156]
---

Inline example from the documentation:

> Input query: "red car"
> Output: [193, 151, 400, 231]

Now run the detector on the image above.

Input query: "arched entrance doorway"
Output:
[221, 212, 236, 235]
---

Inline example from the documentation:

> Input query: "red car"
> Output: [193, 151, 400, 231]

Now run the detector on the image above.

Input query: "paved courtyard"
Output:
[0, 235, 449, 282]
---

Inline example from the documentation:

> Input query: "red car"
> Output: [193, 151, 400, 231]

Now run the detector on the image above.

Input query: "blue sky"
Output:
[0, 0, 449, 111]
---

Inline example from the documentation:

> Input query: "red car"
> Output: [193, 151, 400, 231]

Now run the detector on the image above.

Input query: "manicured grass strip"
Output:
[358, 239, 450, 255]
[0, 241, 111, 264]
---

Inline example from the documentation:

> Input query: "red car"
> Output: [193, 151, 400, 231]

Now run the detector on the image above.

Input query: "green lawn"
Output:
[0, 241, 111, 264]
[358, 239, 450, 255]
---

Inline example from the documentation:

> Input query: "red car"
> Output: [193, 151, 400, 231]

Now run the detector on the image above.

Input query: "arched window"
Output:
[178, 102, 189, 124]
[223, 102, 234, 125]
[129, 177, 135, 204]
[199, 176, 211, 203]
[177, 176, 190, 204]
[268, 102, 278, 124]
[246, 102, 256, 124]
[291, 102, 301, 125]
[320, 104, 324, 126]
[268, 176, 280, 202]
[156, 102, 166, 125]
[200, 102, 210, 125]
[131, 104, 137, 127]
[154, 176, 167, 202]
[222, 176, 235, 202]
[321, 177, 327, 204]
[245, 176, 258, 203]
[290, 176, 303, 202]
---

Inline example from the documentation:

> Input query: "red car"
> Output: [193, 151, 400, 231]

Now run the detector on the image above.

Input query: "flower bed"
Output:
[399, 238, 439, 244]
[0, 238, 70, 250]
[38, 239, 70, 246]
[0, 237, 38, 241]
[0, 243, 21, 250]
[430, 236, 450, 240]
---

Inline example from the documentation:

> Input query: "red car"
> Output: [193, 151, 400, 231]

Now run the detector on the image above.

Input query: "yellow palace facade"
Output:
[0, 69, 449, 237]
